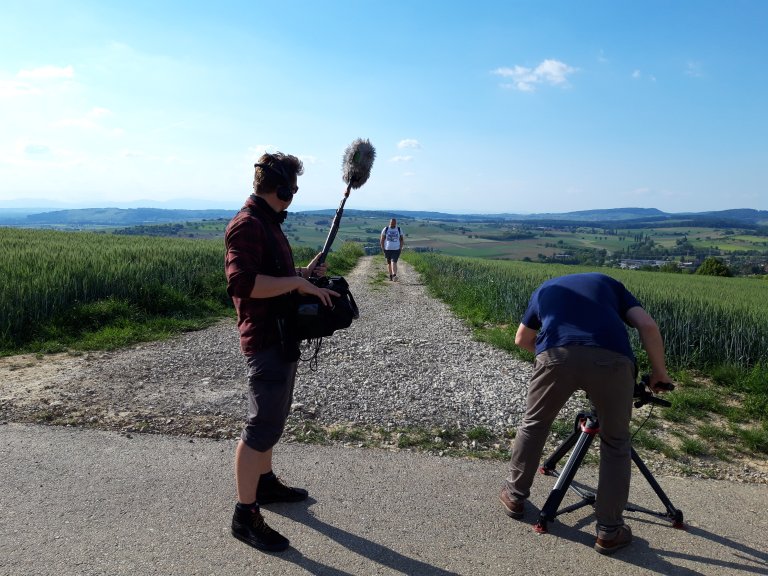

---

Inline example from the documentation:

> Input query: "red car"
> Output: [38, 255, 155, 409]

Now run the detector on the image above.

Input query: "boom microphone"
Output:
[316, 138, 376, 267]
[342, 138, 376, 191]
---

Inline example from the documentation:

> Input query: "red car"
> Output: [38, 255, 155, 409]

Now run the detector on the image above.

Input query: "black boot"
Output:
[231, 504, 289, 552]
[257, 473, 309, 504]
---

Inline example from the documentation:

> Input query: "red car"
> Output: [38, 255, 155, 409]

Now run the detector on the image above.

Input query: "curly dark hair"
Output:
[253, 152, 304, 194]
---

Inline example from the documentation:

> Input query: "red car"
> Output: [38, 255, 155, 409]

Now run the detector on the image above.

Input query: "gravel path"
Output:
[296, 256, 535, 432]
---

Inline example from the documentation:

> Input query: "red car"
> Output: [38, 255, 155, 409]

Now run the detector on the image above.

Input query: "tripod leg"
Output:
[630, 448, 685, 528]
[534, 431, 595, 533]
[539, 414, 584, 474]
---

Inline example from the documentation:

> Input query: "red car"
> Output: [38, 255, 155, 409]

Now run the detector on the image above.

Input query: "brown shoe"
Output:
[594, 525, 632, 555]
[499, 486, 524, 519]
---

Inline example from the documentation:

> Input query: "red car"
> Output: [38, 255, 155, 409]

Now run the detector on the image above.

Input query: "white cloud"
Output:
[685, 61, 704, 78]
[390, 155, 413, 163]
[90, 107, 111, 118]
[244, 145, 315, 167]
[121, 149, 145, 158]
[1, 65, 80, 99]
[1, 139, 87, 168]
[246, 144, 278, 161]
[17, 65, 75, 79]
[117, 149, 180, 164]
[54, 107, 115, 131]
[398, 139, 421, 149]
[492, 59, 578, 92]
[631, 69, 656, 82]
[0, 79, 41, 97]
[24, 144, 52, 156]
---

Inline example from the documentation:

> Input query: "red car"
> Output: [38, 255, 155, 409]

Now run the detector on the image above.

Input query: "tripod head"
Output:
[634, 374, 674, 409]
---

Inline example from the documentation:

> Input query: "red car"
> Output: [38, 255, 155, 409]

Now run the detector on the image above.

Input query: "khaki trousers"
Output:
[505, 346, 635, 537]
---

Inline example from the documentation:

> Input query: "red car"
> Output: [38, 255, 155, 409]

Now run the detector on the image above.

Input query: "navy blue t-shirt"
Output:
[521, 272, 641, 360]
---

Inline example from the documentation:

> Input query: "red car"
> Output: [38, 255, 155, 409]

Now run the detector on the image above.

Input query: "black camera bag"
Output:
[292, 275, 359, 341]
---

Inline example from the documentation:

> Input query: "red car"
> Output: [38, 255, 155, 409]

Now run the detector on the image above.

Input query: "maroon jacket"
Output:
[224, 195, 295, 355]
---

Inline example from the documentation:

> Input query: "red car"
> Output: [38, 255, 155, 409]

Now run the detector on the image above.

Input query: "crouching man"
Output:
[500, 272, 671, 555]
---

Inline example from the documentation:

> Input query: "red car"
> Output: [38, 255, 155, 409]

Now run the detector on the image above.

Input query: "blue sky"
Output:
[1, 0, 766, 214]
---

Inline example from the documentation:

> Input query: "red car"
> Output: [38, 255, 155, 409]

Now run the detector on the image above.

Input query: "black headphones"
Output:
[254, 161, 297, 202]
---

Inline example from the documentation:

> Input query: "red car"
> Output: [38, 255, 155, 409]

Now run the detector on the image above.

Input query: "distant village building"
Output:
[619, 259, 669, 270]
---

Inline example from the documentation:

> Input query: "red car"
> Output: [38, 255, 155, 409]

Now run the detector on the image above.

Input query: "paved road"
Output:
[1, 423, 766, 576]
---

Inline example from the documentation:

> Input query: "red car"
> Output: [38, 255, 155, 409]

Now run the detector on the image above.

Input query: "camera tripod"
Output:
[533, 380, 685, 534]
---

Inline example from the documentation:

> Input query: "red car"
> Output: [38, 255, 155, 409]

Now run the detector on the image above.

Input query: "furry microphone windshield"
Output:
[342, 138, 376, 190]
[314, 138, 376, 267]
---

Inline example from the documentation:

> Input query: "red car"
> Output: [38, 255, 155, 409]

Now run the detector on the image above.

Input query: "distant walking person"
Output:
[224, 152, 338, 553]
[499, 272, 672, 555]
[380, 218, 404, 281]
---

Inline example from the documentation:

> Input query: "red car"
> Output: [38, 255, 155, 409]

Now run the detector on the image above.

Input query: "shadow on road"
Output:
[542, 506, 768, 575]
[268, 498, 460, 576]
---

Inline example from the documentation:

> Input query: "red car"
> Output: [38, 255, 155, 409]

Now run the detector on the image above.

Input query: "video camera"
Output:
[633, 374, 675, 409]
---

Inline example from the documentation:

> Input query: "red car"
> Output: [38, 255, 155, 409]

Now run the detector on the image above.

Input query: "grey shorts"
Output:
[241, 345, 298, 452]
[384, 249, 401, 263]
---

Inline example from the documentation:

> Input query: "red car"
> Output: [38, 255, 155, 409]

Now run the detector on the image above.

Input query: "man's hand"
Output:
[648, 366, 673, 393]
[642, 373, 674, 393]
[648, 378, 674, 393]
[297, 279, 339, 307]
[306, 253, 328, 278]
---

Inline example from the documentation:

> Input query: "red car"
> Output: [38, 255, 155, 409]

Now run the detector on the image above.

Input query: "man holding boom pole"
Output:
[224, 152, 338, 553]
[224, 139, 374, 553]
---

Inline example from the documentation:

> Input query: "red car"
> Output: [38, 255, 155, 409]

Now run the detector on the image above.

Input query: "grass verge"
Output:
[2, 241, 365, 356]
[281, 415, 759, 480]
[284, 420, 512, 460]
[401, 252, 768, 460]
